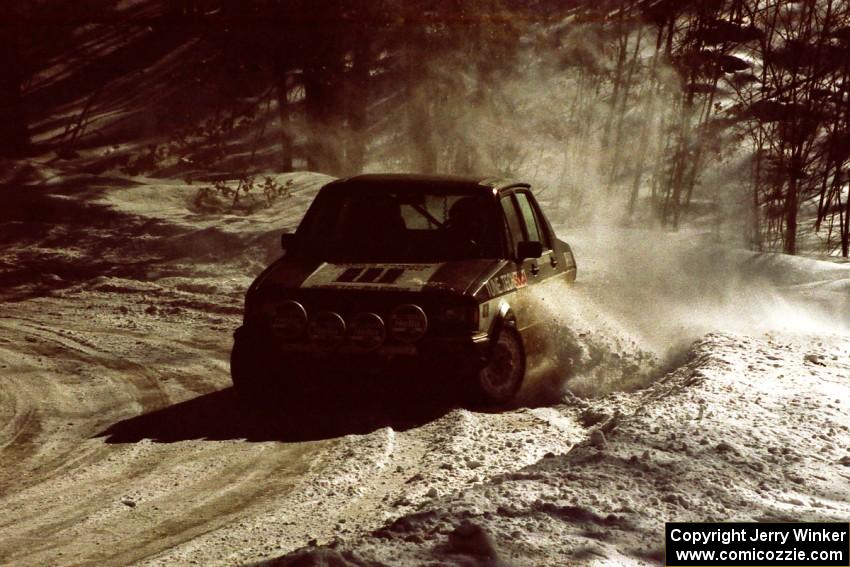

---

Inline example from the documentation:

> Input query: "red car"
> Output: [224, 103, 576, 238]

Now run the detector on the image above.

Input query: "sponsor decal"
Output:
[485, 269, 527, 297]
[514, 269, 528, 289]
[301, 263, 442, 291]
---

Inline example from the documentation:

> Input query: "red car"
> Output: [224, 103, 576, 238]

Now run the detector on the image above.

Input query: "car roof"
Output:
[323, 174, 530, 195]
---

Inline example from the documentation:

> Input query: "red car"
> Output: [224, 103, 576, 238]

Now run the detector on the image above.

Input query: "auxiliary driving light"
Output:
[269, 300, 308, 340]
[348, 312, 386, 351]
[389, 304, 428, 343]
[308, 311, 346, 350]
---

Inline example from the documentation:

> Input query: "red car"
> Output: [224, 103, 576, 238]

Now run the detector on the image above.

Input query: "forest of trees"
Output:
[3, 0, 850, 257]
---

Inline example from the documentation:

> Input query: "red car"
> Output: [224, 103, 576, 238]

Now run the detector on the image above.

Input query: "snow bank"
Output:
[93, 171, 333, 233]
[265, 333, 850, 566]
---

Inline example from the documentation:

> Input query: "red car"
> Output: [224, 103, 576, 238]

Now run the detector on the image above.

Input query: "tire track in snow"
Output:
[0, 291, 591, 566]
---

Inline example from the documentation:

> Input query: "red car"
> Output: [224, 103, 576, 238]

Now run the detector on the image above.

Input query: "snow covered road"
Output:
[1, 173, 848, 565]
[0, 290, 588, 565]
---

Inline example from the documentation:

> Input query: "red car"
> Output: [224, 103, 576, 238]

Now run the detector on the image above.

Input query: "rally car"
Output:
[231, 174, 577, 405]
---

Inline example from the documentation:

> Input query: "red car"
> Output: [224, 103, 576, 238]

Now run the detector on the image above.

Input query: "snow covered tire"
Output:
[472, 327, 525, 405]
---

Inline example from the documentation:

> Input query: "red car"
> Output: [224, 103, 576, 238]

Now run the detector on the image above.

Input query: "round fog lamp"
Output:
[349, 312, 386, 351]
[270, 300, 308, 340]
[389, 304, 428, 343]
[308, 311, 346, 350]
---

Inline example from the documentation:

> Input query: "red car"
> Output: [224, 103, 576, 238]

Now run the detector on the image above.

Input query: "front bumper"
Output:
[233, 325, 492, 375]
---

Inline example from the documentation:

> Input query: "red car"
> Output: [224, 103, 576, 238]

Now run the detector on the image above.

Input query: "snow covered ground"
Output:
[0, 170, 848, 566]
[274, 332, 850, 566]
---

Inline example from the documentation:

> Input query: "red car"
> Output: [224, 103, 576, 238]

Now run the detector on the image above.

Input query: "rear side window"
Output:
[515, 192, 551, 249]
[500, 197, 524, 256]
[515, 192, 541, 243]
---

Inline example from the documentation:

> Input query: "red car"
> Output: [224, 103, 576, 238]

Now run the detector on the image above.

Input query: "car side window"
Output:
[515, 192, 551, 250]
[500, 196, 524, 257]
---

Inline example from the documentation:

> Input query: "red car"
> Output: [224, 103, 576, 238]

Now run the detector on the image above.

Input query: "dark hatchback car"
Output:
[231, 174, 577, 405]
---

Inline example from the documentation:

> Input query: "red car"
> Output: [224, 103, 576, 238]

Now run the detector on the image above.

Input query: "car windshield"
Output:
[296, 189, 504, 262]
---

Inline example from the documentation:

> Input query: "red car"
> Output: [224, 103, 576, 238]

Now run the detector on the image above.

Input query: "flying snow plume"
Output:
[532, 227, 850, 398]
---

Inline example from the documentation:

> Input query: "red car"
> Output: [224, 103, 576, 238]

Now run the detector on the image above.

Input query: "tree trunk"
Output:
[609, 27, 643, 189]
[751, 138, 764, 252]
[304, 63, 342, 175]
[275, 75, 294, 173]
[783, 191, 797, 255]
[841, 184, 849, 257]
[302, 14, 346, 178]
[300, 1, 345, 176]
[408, 84, 437, 174]
[0, 22, 29, 157]
[783, 154, 800, 255]
[406, 24, 436, 174]
[601, 30, 627, 154]
[344, 29, 370, 175]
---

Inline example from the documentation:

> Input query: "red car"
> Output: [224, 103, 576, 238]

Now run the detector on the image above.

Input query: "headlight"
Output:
[389, 304, 428, 343]
[308, 311, 346, 350]
[349, 312, 386, 351]
[267, 300, 308, 341]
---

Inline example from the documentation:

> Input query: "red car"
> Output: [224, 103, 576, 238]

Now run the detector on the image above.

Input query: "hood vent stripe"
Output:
[357, 267, 385, 283]
[300, 263, 442, 291]
[378, 268, 404, 283]
[336, 267, 363, 282]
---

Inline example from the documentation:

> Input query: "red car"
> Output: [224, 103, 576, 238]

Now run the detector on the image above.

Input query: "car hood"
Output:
[258, 258, 504, 296]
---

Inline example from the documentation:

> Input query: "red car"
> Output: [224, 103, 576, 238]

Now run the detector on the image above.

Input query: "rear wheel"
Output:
[473, 327, 525, 405]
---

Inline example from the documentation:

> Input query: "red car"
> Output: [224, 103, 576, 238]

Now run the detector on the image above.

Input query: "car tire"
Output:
[230, 338, 271, 406]
[231, 337, 311, 412]
[472, 327, 525, 405]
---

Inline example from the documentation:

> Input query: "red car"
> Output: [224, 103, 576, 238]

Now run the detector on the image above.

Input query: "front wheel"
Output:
[472, 327, 526, 405]
[230, 337, 274, 407]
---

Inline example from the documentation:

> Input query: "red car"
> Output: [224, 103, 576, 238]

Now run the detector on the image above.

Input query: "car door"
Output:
[499, 190, 563, 371]
[512, 190, 561, 284]
[498, 192, 540, 334]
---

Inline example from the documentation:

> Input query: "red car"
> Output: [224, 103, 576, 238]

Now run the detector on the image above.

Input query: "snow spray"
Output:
[527, 227, 849, 398]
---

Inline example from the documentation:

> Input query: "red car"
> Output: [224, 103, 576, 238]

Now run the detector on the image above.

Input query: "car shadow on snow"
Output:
[96, 380, 458, 443]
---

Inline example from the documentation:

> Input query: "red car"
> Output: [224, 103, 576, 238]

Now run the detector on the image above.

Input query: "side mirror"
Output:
[516, 240, 543, 261]
[280, 232, 295, 251]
